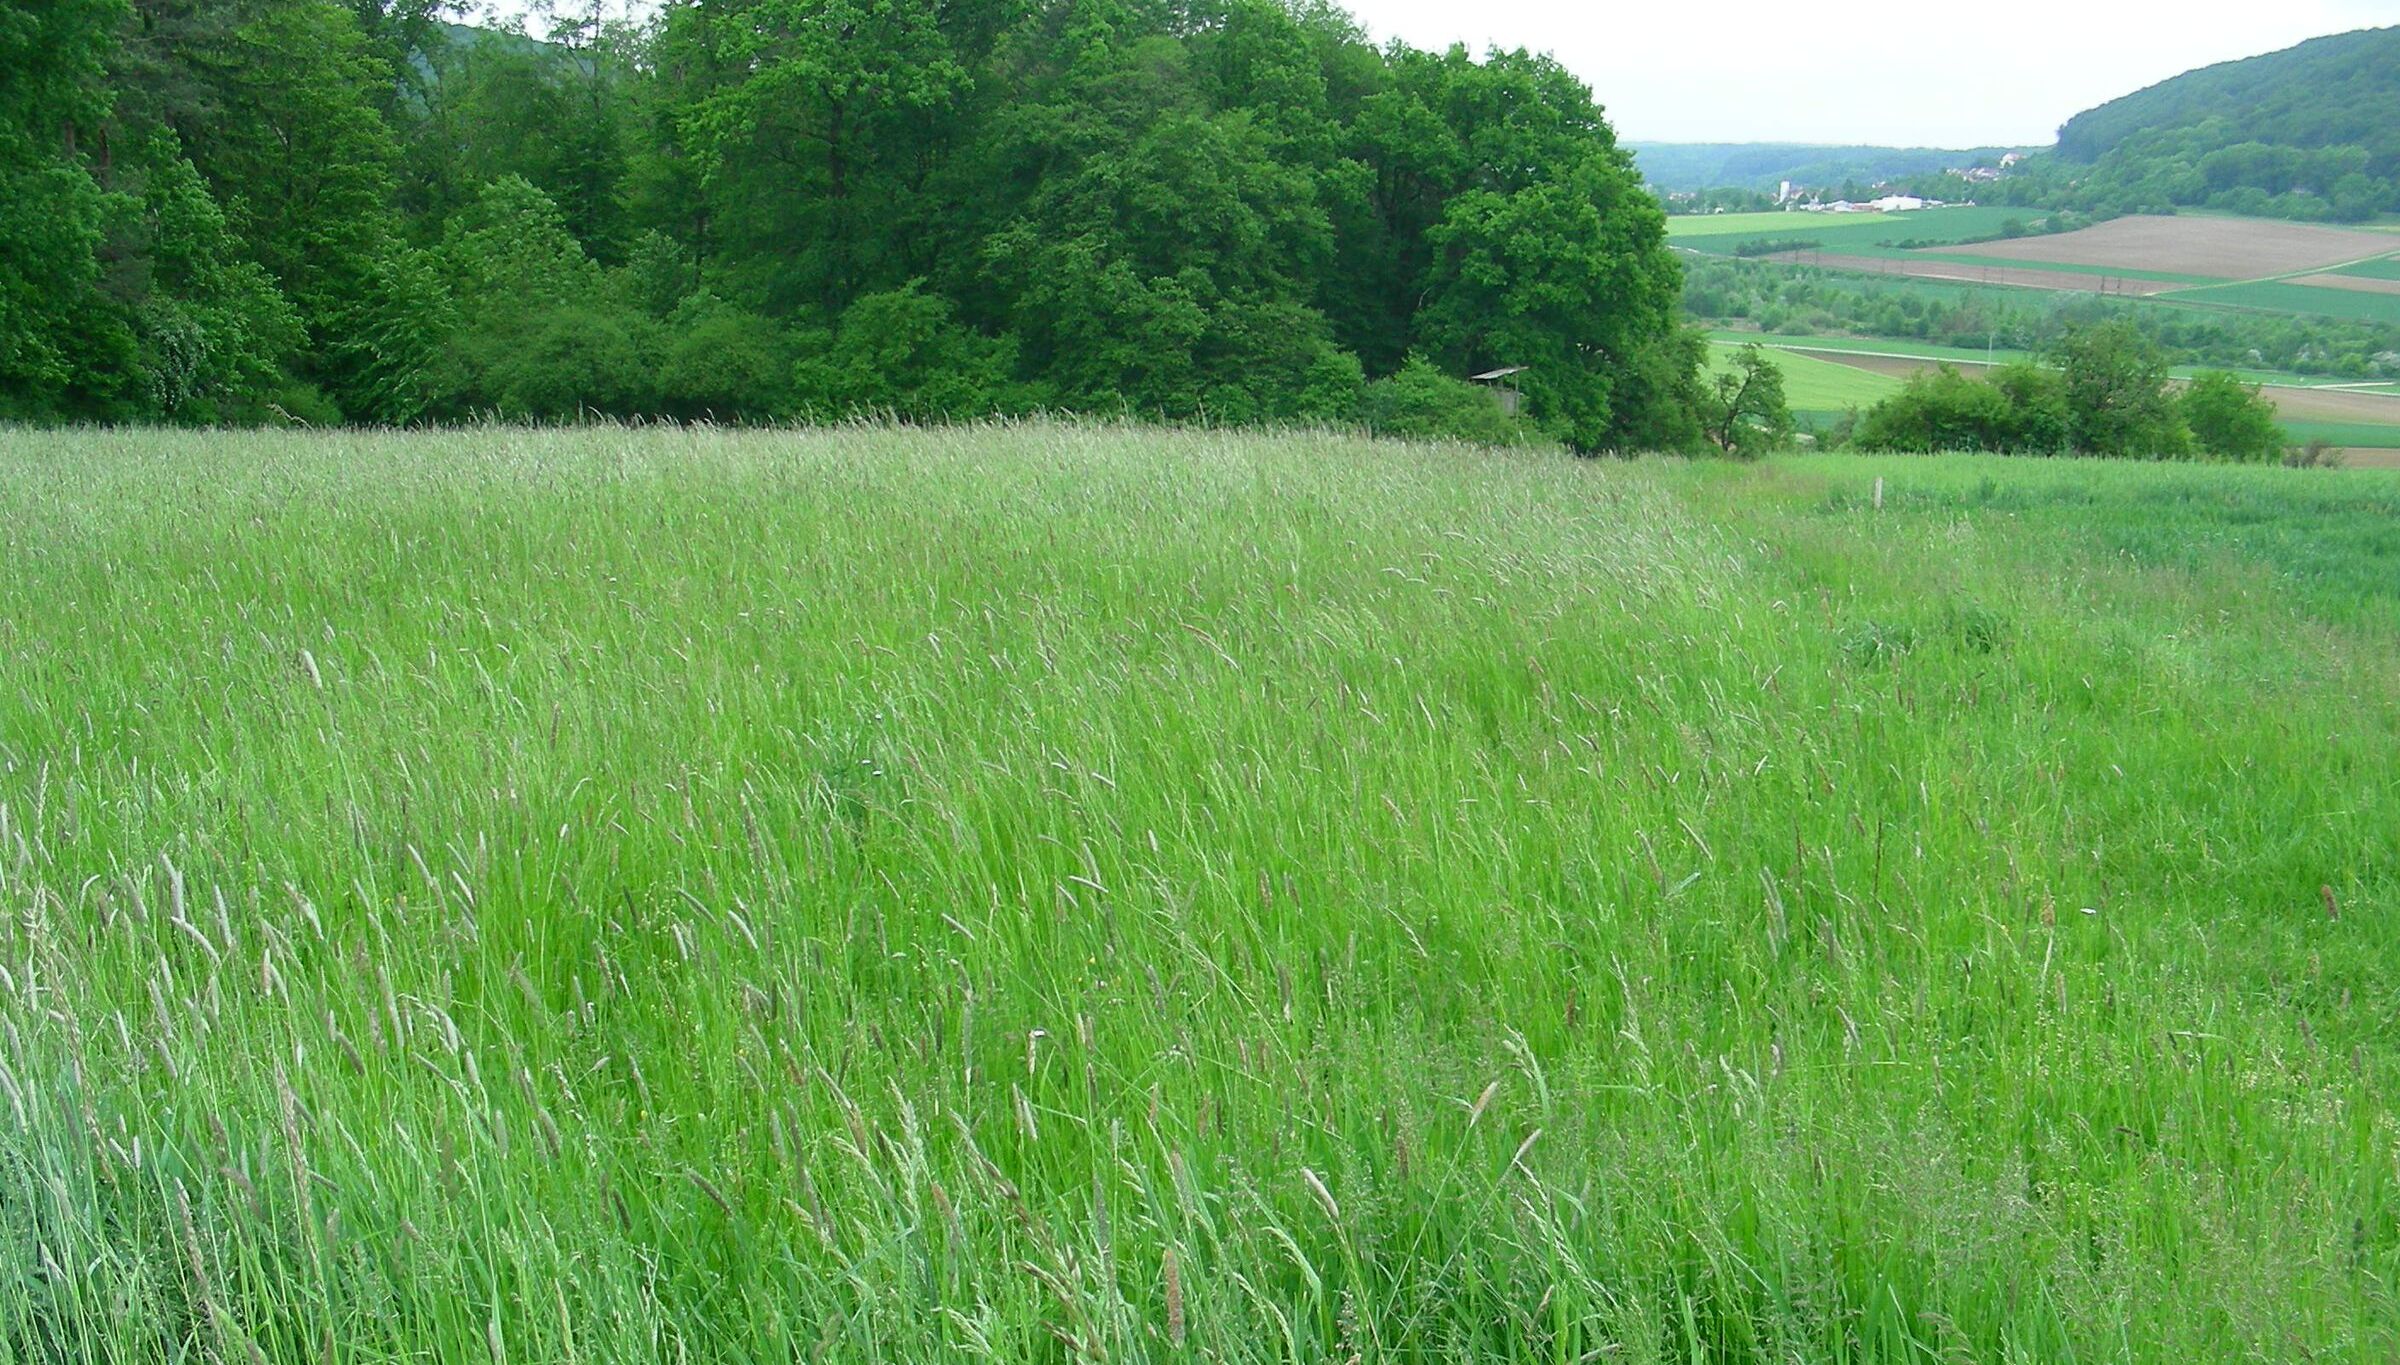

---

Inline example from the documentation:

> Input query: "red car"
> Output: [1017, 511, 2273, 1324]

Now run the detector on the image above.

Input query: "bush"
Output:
[1853, 365, 2045, 454]
[655, 294, 789, 422]
[1358, 357, 1530, 446]
[791, 282, 1040, 421]
[2180, 370, 2285, 462]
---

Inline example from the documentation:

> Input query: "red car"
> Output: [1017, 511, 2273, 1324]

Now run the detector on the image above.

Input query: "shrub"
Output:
[656, 294, 789, 422]
[2179, 370, 2285, 462]
[790, 282, 1040, 421]
[1358, 357, 1530, 446]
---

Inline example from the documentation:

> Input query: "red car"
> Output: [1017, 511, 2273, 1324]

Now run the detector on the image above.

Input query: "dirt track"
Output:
[1918, 216, 2395, 279]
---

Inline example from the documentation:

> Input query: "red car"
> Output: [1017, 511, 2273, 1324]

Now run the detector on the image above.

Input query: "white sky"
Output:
[1344, 0, 2400, 145]
[472, 0, 2400, 148]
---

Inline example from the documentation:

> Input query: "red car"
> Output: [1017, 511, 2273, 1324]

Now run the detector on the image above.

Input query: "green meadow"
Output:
[1667, 206, 2028, 256]
[5, 426, 2399, 1364]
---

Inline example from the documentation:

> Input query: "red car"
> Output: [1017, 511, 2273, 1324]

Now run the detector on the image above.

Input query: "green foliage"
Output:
[791, 281, 1037, 420]
[1851, 323, 2219, 458]
[125, 143, 306, 421]
[2, 0, 1713, 438]
[656, 292, 789, 422]
[1853, 364, 2052, 455]
[2053, 319, 2191, 458]
[2180, 369, 2287, 462]
[1422, 159, 1695, 453]
[1701, 343, 1793, 456]
[1357, 355, 1526, 445]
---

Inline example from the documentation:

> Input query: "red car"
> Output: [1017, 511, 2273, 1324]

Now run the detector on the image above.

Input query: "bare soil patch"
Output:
[2332, 448, 2400, 469]
[2285, 273, 2400, 298]
[2260, 385, 2400, 424]
[1917, 216, 2393, 279]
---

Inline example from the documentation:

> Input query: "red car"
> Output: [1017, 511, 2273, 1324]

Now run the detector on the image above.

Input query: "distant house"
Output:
[2000, 151, 2026, 168]
[1470, 366, 1529, 418]
[1869, 194, 1926, 213]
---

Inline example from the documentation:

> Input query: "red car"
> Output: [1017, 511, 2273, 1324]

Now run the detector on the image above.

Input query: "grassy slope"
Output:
[4, 427, 2399, 1363]
[1708, 341, 1902, 411]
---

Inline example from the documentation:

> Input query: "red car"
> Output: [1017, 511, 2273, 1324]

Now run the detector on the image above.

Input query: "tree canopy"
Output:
[0, 0, 1724, 452]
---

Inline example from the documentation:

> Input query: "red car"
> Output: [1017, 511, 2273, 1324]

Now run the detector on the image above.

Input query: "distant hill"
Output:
[2037, 27, 2400, 222]
[1629, 143, 2024, 193]
[2057, 27, 2400, 166]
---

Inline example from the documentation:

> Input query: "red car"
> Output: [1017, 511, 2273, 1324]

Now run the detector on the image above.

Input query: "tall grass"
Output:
[1, 424, 2396, 1362]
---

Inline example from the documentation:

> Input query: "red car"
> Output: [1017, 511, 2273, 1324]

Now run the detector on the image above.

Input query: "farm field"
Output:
[1919, 214, 2397, 278]
[1757, 252, 2185, 295]
[2165, 278, 2400, 325]
[1707, 340, 1901, 412]
[2336, 257, 2400, 281]
[2288, 273, 2400, 298]
[1666, 205, 2026, 256]
[5, 425, 2400, 1364]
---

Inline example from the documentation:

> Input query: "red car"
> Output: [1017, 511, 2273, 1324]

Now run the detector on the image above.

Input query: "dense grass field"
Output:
[4, 426, 2400, 1364]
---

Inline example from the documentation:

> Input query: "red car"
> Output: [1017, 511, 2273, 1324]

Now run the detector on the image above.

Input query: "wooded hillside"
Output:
[2037, 26, 2400, 221]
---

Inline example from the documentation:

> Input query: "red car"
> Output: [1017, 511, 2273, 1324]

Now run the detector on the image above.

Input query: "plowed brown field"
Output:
[2287, 273, 2400, 298]
[1919, 216, 2394, 279]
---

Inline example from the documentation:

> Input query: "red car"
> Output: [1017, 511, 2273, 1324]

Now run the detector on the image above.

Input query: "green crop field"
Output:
[1667, 206, 2028, 256]
[1709, 341, 1902, 410]
[2331, 256, 2400, 281]
[6, 426, 2400, 1364]
[2284, 419, 2400, 449]
[2159, 279, 2400, 326]
[1707, 330, 2030, 368]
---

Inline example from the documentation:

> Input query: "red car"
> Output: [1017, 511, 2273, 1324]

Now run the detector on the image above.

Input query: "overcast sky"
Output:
[474, 0, 2400, 147]
[1342, 0, 2400, 145]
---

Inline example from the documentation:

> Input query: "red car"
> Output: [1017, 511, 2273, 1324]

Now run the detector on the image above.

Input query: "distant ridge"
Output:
[2056, 26, 2400, 165]
[1629, 143, 2027, 193]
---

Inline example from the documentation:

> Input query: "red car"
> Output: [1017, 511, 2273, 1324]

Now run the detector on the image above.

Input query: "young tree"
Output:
[2179, 370, 2285, 461]
[2052, 319, 2191, 458]
[1701, 344, 1793, 457]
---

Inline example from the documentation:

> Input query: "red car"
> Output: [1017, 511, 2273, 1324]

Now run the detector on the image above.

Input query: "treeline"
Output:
[0, 0, 1718, 452]
[1841, 323, 2287, 461]
[1682, 255, 2400, 380]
